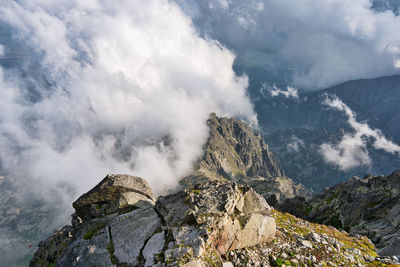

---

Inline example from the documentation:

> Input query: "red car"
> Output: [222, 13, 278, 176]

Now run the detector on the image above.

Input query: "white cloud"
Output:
[265, 83, 299, 100]
[319, 95, 400, 170]
[177, 0, 400, 89]
[287, 135, 305, 153]
[0, 0, 256, 202]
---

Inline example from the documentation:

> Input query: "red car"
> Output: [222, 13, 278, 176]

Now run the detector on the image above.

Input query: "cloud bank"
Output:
[0, 0, 255, 201]
[177, 0, 400, 89]
[319, 95, 400, 170]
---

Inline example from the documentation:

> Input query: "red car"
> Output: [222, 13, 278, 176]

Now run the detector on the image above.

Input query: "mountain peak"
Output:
[202, 113, 283, 179]
[182, 114, 309, 205]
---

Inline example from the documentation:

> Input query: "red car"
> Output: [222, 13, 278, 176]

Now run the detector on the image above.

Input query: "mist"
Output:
[0, 0, 255, 204]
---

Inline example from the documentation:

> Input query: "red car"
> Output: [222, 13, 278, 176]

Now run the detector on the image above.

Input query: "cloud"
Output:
[265, 84, 299, 100]
[0, 0, 256, 203]
[319, 95, 400, 170]
[287, 135, 305, 153]
[0, 44, 4, 56]
[177, 0, 400, 89]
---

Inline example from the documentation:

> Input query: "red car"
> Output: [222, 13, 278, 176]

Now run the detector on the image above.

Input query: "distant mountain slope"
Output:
[257, 74, 400, 139]
[247, 74, 400, 191]
[372, 0, 400, 14]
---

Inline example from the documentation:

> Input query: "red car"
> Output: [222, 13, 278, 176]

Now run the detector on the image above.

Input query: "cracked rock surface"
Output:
[29, 174, 394, 266]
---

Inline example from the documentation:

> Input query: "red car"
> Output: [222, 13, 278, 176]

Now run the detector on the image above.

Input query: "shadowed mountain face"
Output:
[244, 73, 400, 192]
[256, 74, 400, 138]
[182, 114, 310, 205]
[198, 113, 283, 180]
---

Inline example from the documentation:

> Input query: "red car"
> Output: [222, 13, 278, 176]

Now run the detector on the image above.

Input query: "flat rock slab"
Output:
[110, 207, 162, 265]
[143, 231, 165, 266]
[56, 228, 111, 267]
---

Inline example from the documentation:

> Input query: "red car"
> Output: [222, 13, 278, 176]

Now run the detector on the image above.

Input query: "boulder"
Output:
[156, 180, 276, 257]
[109, 207, 162, 266]
[73, 174, 154, 221]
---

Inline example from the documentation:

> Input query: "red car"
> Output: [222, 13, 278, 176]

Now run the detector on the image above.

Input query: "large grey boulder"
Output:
[110, 207, 162, 266]
[73, 174, 154, 221]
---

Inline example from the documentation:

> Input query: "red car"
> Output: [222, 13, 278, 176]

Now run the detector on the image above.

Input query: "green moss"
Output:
[271, 209, 381, 266]
[325, 193, 339, 204]
[273, 258, 284, 267]
[83, 221, 108, 240]
[192, 189, 201, 195]
[201, 248, 222, 267]
[107, 236, 119, 265]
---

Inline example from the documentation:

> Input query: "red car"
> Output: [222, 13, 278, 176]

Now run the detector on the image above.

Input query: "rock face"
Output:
[199, 113, 283, 179]
[30, 175, 276, 266]
[30, 174, 391, 267]
[182, 113, 310, 205]
[73, 174, 154, 221]
[280, 170, 400, 259]
[157, 181, 275, 257]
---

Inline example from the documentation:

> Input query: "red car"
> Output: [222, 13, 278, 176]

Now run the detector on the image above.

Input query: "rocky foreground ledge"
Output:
[31, 174, 397, 266]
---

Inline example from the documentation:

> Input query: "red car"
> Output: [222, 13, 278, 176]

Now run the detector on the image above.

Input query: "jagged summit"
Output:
[182, 113, 310, 205]
[200, 113, 283, 180]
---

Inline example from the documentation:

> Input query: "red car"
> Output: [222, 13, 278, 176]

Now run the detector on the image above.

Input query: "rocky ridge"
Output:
[182, 114, 310, 205]
[280, 170, 400, 260]
[30, 174, 392, 266]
